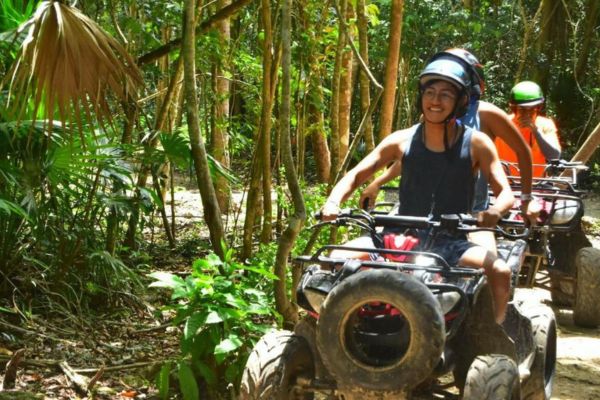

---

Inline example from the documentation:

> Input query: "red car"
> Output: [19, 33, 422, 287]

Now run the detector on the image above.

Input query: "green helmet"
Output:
[510, 81, 544, 107]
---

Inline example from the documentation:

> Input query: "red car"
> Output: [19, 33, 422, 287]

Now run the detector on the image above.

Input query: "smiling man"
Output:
[321, 55, 515, 323]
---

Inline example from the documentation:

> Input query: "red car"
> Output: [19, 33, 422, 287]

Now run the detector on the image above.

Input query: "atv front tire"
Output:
[463, 354, 519, 400]
[520, 305, 557, 400]
[574, 247, 600, 328]
[240, 330, 314, 400]
[316, 269, 444, 391]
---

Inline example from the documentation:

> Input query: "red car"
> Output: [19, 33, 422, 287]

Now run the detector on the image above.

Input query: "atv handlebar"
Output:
[313, 209, 529, 240]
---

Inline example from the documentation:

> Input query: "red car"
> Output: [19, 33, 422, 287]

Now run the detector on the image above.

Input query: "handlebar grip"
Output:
[362, 198, 370, 210]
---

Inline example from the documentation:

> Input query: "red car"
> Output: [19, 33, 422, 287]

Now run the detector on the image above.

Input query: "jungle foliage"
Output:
[1, 0, 600, 398]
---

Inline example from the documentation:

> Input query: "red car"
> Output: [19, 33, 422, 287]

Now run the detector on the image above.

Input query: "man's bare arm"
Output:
[479, 101, 532, 191]
[472, 132, 515, 226]
[322, 130, 409, 219]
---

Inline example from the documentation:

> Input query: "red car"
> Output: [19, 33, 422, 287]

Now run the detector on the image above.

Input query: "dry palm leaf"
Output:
[4, 0, 143, 133]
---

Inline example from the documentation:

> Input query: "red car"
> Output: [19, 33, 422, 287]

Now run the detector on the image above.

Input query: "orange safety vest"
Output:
[495, 114, 560, 177]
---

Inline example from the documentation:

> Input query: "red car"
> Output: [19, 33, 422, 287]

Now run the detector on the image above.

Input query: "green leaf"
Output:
[0, 198, 31, 221]
[214, 334, 243, 357]
[157, 362, 172, 400]
[148, 272, 188, 299]
[240, 264, 279, 280]
[194, 359, 217, 386]
[224, 293, 248, 309]
[185, 312, 208, 339]
[178, 362, 200, 400]
[205, 310, 223, 324]
[148, 271, 186, 289]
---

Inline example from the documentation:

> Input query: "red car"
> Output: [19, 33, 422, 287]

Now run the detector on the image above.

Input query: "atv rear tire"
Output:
[574, 247, 600, 328]
[316, 269, 444, 391]
[463, 354, 519, 400]
[520, 305, 557, 400]
[240, 330, 314, 400]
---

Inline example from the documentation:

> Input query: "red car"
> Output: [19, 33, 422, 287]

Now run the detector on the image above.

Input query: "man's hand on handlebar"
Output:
[477, 206, 503, 228]
[520, 198, 542, 227]
[359, 183, 380, 211]
[321, 199, 341, 222]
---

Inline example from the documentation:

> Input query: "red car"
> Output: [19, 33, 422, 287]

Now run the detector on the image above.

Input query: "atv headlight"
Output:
[550, 200, 579, 225]
[436, 291, 461, 315]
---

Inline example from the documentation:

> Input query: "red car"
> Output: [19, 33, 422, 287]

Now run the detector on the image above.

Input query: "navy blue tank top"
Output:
[398, 124, 475, 218]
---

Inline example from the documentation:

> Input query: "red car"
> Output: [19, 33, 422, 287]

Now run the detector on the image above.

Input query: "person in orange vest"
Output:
[496, 81, 561, 177]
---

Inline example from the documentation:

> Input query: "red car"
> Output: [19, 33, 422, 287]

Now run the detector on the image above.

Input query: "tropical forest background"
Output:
[1, 0, 600, 398]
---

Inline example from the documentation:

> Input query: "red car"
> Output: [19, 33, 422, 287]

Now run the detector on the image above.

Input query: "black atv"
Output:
[503, 159, 600, 328]
[239, 210, 556, 399]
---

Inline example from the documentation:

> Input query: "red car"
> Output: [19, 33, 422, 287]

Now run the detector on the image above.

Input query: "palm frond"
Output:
[3, 1, 143, 133]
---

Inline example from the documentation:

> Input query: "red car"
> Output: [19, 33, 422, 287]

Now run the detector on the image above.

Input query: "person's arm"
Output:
[532, 117, 561, 160]
[359, 161, 402, 209]
[479, 101, 534, 221]
[472, 132, 515, 227]
[322, 131, 407, 220]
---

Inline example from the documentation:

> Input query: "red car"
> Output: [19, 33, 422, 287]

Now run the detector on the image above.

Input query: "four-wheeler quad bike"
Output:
[501, 159, 600, 328]
[239, 210, 557, 400]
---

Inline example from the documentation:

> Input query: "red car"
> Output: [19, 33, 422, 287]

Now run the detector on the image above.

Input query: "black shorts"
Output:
[414, 229, 477, 266]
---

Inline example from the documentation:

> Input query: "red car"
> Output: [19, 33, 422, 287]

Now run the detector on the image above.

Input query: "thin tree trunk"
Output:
[338, 4, 354, 161]
[329, 0, 347, 183]
[275, 0, 305, 326]
[296, 69, 306, 179]
[106, 98, 137, 254]
[211, 0, 232, 213]
[301, 0, 330, 183]
[137, 0, 254, 65]
[309, 78, 331, 183]
[533, 0, 563, 89]
[377, 0, 404, 141]
[356, 0, 374, 152]
[182, 0, 225, 259]
[124, 58, 184, 248]
[570, 121, 600, 164]
[575, 0, 600, 80]
[259, 0, 274, 243]
[241, 146, 262, 261]
[515, 0, 543, 83]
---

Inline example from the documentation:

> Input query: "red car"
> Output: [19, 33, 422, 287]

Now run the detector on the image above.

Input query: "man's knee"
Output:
[490, 258, 511, 283]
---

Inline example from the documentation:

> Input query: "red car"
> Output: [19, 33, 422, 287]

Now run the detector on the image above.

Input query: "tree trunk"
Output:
[338, 4, 354, 161]
[211, 0, 232, 213]
[241, 0, 277, 259]
[182, 0, 225, 259]
[377, 0, 404, 141]
[309, 77, 331, 183]
[575, 0, 600, 80]
[356, 0, 374, 152]
[106, 98, 137, 254]
[275, 0, 306, 326]
[515, 0, 543, 83]
[260, 0, 273, 243]
[124, 57, 184, 249]
[533, 0, 564, 90]
[241, 148, 262, 261]
[328, 0, 346, 184]
[570, 121, 600, 164]
[301, 0, 330, 183]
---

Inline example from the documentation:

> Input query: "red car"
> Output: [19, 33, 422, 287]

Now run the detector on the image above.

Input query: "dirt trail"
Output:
[168, 186, 600, 399]
[514, 287, 600, 400]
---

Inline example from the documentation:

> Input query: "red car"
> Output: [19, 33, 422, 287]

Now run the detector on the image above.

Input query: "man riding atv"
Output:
[496, 80, 562, 178]
[240, 55, 556, 400]
[322, 54, 515, 324]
